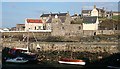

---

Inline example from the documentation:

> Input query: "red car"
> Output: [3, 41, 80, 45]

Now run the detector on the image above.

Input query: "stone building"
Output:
[16, 24, 25, 31]
[48, 13, 83, 36]
[40, 12, 70, 22]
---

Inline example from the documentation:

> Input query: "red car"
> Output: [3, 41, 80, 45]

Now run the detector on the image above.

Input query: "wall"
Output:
[31, 42, 119, 54]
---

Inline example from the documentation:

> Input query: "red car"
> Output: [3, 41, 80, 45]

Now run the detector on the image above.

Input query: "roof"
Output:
[59, 17, 66, 23]
[26, 19, 43, 23]
[40, 13, 67, 17]
[16, 24, 25, 25]
[82, 10, 91, 13]
[96, 8, 105, 12]
[83, 16, 97, 24]
[46, 18, 52, 23]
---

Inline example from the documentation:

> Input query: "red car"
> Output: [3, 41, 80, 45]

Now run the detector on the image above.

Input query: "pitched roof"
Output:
[46, 18, 52, 23]
[26, 19, 43, 23]
[40, 13, 67, 17]
[59, 17, 66, 23]
[83, 16, 97, 24]
[82, 10, 91, 13]
[96, 8, 105, 12]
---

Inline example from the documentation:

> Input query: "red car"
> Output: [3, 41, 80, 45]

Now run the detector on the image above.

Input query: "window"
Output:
[61, 27, 65, 30]
[35, 26, 36, 30]
[38, 26, 41, 30]
[78, 26, 81, 30]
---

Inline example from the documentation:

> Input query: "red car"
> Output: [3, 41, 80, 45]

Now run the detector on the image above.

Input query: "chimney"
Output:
[102, 7, 104, 10]
[58, 12, 60, 14]
[67, 11, 69, 14]
[94, 5, 96, 9]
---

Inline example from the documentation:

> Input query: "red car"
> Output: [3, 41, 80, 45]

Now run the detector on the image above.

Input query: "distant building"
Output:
[16, 24, 25, 31]
[81, 10, 91, 17]
[71, 13, 80, 19]
[83, 16, 99, 30]
[82, 5, 112, 18]
[25, 19, 45, 31]
[40, 12, 70, 22]
[91, 5, 105, 17]
[112, 12, 120, 16]
[10, 27, 16, 31]
[106, 11, 113, 19]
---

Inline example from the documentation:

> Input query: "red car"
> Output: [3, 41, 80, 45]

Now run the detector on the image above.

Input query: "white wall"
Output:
[83, 17, 99, 30]
[83, 23, 98, 30]
[91, 9, 98, 16]
[25, 19, 44, 31]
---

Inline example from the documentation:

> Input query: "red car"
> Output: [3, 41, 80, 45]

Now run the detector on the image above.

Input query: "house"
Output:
[83, 16, 99, 30]
[112, 12, 120, 16]
[16, 24, 25, 31]
[25, 19, 45, 31]
[91, 5, 105, 17]
[81, 10, 91, 17]
[71, 13, 81, 19]
[81, 5, 110, 18]
[106, 11, 113, 19]
[10, 27, 16, 31]
[40, 12, 70, 22]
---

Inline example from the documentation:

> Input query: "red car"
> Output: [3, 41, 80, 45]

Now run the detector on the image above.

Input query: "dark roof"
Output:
[40, 13, 67, 17]
[40, 14, 50, 17]
[82, 10, 91, 13]
[96, 8, 105, 12]
[59, 17, 66, 23]
[71, 14, 78, 17]
[46, 18, 52, 23]
[58, 13, 67, 16]
[83, 16, 97, 24]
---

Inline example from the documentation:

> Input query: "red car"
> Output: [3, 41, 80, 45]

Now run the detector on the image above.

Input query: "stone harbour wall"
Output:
[31, 42, 119, 54]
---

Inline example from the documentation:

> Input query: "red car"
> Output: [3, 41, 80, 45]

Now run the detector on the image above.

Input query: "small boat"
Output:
[58, 58, 86, 65]
[6, 57, 28, 63]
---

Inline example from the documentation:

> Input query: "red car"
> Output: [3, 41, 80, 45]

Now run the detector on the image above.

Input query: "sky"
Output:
[1, 2, 119, 28]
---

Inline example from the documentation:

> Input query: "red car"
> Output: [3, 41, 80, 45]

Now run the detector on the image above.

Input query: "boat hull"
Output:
[58, 61, 85, 65]
[6, 60, 28, 63]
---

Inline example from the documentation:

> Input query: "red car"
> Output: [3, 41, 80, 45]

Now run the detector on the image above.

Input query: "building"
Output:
[91, 5, 105, 17]
[40, 12, 70, 22]
[81, 10, 91, 17]
[81, 5, 112, 18]
[112, 12, 120, 16]
[25, 19, 45, 31]
[83, 16, 99, 30]
[106, 11, 113, 19]
[16, 24, 25, 31]
[49, 13, 83, 36]
[10, 27, 16, 31]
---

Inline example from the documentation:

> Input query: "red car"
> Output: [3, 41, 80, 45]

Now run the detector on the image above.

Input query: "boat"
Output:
[6, 57, 28, 63]
[58, 58, 86, 65]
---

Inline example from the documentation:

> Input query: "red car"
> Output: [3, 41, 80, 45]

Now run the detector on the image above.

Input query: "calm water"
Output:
[2, 61, 110, 69]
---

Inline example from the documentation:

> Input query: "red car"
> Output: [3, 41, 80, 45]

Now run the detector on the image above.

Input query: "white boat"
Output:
[6, 57, 28, 63]
[58, 58, 86, 65]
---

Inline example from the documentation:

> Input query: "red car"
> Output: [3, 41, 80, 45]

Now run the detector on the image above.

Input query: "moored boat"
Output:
[58, 58, 86, 65]
[6, 57, 28, 63]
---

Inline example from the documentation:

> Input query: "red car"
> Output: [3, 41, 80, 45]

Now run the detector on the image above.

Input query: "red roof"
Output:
[27, 19, 43, 23]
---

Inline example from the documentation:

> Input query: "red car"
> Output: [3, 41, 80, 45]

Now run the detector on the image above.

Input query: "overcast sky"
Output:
[1, 1, 119, 28]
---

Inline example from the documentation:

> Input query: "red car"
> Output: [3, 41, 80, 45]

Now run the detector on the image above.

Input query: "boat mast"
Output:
[27, 24, 30, 52]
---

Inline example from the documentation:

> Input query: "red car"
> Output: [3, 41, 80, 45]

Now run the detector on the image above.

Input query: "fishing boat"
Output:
[58, 58, 86, 65]
[6, 57, 28, 63]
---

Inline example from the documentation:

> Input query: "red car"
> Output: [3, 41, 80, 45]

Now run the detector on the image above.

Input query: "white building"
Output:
[25, 19, 45, 31]
[83, 16, 99, 30]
